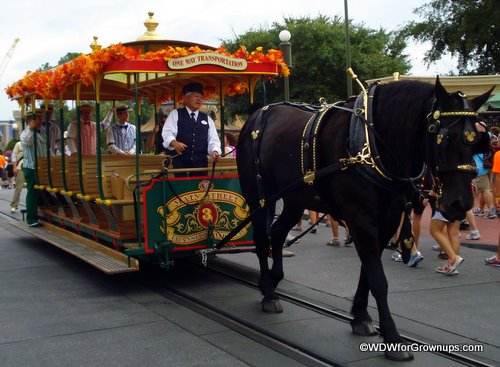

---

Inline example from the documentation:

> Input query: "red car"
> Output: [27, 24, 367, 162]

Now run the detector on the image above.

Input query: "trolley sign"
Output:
[168, 52, 248, 71]
[143, 175, 253, 248]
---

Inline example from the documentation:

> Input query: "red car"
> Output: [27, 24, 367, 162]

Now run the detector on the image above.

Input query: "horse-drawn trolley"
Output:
[6, 13, 288, 273]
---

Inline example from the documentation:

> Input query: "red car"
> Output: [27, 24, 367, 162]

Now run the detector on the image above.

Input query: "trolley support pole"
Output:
[94, 75, 105, 199]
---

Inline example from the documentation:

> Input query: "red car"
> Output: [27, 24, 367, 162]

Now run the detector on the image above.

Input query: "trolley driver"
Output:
[162, 82, 221, 176]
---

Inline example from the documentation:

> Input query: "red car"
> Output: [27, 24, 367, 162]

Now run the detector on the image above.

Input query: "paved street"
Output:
[0, 185, 498, 366]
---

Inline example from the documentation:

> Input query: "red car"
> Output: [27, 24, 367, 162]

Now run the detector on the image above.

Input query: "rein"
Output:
[162, 153, 218, 208]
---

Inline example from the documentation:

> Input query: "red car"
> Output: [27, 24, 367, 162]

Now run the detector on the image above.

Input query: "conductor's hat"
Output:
[182, 82, 204, 96]
[116, 105, 130, 114]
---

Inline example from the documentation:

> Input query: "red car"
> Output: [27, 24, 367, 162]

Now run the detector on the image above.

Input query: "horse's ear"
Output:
[434, 76, 448, 104]
[470, 86, 495, 111]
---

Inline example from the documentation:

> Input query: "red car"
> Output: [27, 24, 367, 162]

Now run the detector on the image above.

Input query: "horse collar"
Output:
[347, 84, 393, 188]
[347, 84, 424, 189]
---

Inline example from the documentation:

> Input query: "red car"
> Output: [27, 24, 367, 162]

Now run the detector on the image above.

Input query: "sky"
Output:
[0, 0, 455, 120]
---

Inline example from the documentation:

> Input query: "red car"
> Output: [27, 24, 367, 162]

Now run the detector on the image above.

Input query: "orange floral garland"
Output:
[5, 43, 290, 102]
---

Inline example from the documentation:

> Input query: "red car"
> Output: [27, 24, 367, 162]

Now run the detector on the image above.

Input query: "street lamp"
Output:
[279, 30, 292, 102]
[344, 0, 353, 97]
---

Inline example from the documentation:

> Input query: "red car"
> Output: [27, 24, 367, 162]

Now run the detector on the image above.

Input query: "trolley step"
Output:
[12, 220, 140, 274]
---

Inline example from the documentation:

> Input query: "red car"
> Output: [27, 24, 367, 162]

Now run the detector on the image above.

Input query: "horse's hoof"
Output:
[385, 349, 414, 361]
[351, 321, 378, 336]
[261, 299, 283, 313]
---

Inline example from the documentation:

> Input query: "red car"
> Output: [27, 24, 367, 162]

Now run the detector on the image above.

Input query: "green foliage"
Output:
[222, 15, 410, 116]
[37, 52, 81, 71]
[38, 62, 51, 71]
[58, 52, 81, 65]
[402, 0, 499, 74]
[5, 139, 19, 151]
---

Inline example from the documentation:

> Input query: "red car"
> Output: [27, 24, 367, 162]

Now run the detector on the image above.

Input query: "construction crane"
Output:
[0, 37, 20, 81]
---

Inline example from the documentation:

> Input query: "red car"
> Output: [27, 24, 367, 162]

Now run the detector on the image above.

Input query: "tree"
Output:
[402, 0, 499, 74]
[222, 16, 411, 118]
[37, 52, 81, 71]
[58, 52, 81, 65]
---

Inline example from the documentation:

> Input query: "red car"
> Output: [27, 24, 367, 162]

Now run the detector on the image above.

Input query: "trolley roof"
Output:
[6, 12, 288, 106]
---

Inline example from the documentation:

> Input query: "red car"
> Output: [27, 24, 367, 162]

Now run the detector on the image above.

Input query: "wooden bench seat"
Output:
[37, 155, 165, 199]
[36, 154, 239, 244]
[38, 155, 237, 195]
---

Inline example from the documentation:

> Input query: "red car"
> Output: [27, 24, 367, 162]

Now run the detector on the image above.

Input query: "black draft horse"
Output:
[236, 78, 492, 361]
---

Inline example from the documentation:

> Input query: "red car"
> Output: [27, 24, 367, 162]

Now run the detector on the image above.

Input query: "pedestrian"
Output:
[20, 110, 48, 227]
[224, 132, 237, 157]
[471, 131, 497, 219]
[484, 146, 500, 266]
[0, 149, 7, 188]
[464, 208, 481, 240]
[5, 153, 14, 188]
[326, 215, 352, 247]
[429, 189, 464, 275]
[10, 141, 25, 213]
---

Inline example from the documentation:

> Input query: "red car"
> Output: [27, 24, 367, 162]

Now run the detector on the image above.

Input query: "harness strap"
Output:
[300, 99, 341, 185]
[250, 107, 269, 208]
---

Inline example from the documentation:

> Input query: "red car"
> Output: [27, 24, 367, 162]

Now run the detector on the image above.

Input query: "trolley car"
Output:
[6, 12, 289, 273]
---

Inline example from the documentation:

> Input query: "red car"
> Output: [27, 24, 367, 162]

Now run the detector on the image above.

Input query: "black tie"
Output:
[190, 112, 196, 123]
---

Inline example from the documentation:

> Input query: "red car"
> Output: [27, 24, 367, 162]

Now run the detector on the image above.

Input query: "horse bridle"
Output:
[426, 91, 480, 199]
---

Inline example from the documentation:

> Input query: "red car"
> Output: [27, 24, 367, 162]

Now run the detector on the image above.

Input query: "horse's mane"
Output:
[372, 80, 435, 178]
[373, 80, 435, 127]
[248, 102, 264, 116]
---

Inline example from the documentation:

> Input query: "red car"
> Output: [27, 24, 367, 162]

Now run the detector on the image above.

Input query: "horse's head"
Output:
[427, 77, 494, 221]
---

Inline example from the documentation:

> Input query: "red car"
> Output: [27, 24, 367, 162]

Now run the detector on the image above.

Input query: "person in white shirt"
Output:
[106, 105, 136, 155]
[162, 82, 221, 176]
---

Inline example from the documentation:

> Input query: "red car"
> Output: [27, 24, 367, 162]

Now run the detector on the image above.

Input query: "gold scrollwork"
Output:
[436, 134, 443, 144]
[252, 130, 260, 140]
[353, 144, 376, 168]
[433, 110, 440, 120]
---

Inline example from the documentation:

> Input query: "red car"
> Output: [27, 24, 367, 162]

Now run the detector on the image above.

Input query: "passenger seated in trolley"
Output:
[66, 104, 114, 156]
[39, 103, 61, 156]
[146, 109, 168, 154]
[106, 105, 136, 155]
[162, 82, 221, 177]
